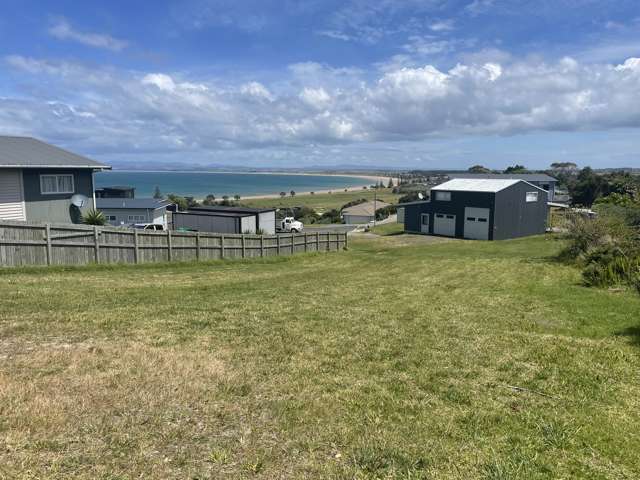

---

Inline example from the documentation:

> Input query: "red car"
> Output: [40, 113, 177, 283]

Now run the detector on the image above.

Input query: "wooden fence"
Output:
[0, 221, 347, 268]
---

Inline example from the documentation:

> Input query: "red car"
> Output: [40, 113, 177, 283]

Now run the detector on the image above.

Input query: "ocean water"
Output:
[95, 171, 372, 198]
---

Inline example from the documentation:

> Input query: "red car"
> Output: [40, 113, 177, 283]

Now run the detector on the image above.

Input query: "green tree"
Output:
[468, 165, 491, 173]
[234, 194, 241, 201]
[387, 178, 394, 188]
[290, 190, 296, 197]
[167, 194, 188, 211]
[280, 191, 286, 198]
[570, 167, 609, 207]
[504, 164, 528, 174]
[203, 194, 216, 206]
[152, 185, 163, 199]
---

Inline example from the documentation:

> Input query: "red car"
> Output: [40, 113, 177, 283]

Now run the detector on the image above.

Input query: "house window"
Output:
[104, 215, 117, 221]
[40, 174, 74, 194]
[435, 191, 451, 201]
[526, 192, 539, 202]
[128, 214, 145, 222]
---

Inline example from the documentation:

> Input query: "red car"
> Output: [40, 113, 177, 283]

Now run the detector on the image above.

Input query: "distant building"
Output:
[97, 198, 173, 227]
[0, 136, 110, 223]
[95, 186, 135, 199]
[448, 173, 558, 201]
[173, 206, 276, 234]
[342, 201, 391, 224]
[400, 178, 548, 240]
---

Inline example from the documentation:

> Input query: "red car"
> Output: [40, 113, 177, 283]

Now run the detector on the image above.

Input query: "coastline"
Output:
[100, 170, 396, 200]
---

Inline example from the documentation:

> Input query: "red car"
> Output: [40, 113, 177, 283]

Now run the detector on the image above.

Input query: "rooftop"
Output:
[342, 201, 391, 216]
[0, 136, 110, 170]
[189, 206, 276, 214]
[432, 178, 545, 193]
[97, 198, 172, 209]
[449, 173, 557, 182]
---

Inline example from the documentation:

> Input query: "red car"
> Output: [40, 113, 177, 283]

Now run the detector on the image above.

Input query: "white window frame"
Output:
[128, 214, 145, 222]
[526, 191, 539, 202]
[40, 174, 75, 195]
[435, 191, 451, 201]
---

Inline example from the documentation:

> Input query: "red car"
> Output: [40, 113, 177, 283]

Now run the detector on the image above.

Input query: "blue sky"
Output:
[1, 0, 639, 169]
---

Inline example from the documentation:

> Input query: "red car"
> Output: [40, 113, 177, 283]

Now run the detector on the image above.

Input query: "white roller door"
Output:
[258, 211, 276, 234]
[433, 213, 456, 237]
[0, 170, 26, 221]
[464, 207, 490, 240]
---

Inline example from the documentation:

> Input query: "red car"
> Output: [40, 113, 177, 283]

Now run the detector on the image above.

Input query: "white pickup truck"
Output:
[277, 216, 304, 233]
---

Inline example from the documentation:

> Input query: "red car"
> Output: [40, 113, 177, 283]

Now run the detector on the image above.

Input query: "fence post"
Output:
[344, 232, 348, 250]
[304, 232, 308, 252]
[93, 226, 100, 263]
[167, 230, 173, 261]
[220, 235, 225, 259]
[195, 232, 201, 260]
[133, 229, 139, 264]
[241, 234, 246, 258]
[327, 233, 331, 252]
[45, 223, 52, 266]
[290, 233, 294, 254]
[316, 231, 320, 252]
[260, 235, 265, 257]
[277, 235, 281, 255]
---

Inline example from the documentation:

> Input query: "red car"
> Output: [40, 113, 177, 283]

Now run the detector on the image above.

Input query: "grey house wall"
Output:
[22, 169, 94, 223]
[343, 214, 374, 224]
[172, 212, 240, 233]
[528, 180, 555, 202]
[493, 183, 548, 240]
[99, 207, 159, 226]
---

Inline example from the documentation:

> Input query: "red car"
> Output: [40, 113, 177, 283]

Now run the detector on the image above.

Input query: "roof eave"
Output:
[0, 164, 111, 170]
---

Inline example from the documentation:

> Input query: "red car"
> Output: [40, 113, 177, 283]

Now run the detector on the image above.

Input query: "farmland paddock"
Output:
[0, 221, 346, 267]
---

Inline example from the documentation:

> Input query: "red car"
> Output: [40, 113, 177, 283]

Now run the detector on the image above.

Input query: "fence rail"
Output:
[0, 221, 347, 268]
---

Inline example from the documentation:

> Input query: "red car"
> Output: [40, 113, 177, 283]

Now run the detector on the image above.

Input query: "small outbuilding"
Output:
[97, 198, 173, 227]
[401, 179, 548, 240]
[342, 201, 391, 224]
[172, 206, 276, 234]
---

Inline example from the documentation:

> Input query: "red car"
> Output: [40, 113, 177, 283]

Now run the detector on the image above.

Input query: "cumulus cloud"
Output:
[2, 54, 640, 156]
[48, 17, 128, 51]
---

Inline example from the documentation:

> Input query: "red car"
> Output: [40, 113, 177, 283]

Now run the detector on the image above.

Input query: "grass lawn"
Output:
[1, 235, 639, 479]
[369, 222, 405, 236]
[243, 187, 401, 213]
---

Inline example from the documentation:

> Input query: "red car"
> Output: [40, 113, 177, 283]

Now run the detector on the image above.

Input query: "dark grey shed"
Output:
[401, 178, 548, 240]
[172, 206, 276, 234]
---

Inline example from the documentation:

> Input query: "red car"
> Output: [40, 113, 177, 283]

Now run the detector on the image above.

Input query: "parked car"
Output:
[131, 223, 165, 231]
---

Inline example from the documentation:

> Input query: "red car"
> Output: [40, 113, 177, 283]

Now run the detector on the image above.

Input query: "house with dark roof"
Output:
[96, 198, 173, 228]
[399, 178, 548, 240]
[341, 200, 391, 224]
[0, 136, 110, 223]
[448, 173, 558, 201]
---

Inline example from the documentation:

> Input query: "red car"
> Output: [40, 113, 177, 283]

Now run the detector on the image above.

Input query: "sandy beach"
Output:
[236, 173, 397, 201]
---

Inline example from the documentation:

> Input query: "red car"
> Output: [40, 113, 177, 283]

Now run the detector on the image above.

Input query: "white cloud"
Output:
[465, 0, 495, 16]
[429, 20, 455, 32]
[48, 17, 128, 51]
[3, 54, 640, 158]
[299, 87, 332, 109]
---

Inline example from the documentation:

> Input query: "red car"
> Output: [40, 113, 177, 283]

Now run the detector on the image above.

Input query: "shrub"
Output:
[582, 246, 638, 287]
[82, 209, 106, 226]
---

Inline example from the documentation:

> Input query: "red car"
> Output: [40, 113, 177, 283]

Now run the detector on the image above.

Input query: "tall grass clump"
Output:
[560, 203, 640, 292]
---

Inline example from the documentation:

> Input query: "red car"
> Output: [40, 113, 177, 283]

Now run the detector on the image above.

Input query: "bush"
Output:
[582, 246, 638, 287]
[82, 209, 106, 226]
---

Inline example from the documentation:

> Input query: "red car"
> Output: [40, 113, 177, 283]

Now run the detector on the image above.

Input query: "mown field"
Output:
[1, 234, 639, 479]
[243, 187, 400, 212]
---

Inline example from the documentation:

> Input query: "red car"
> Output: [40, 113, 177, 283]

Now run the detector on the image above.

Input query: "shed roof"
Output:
[432, 178, 546, 193]
[189, 206, 275, 214]
[449, 173, 557, 182]
[178, 210, 254, 218]
[342, 201, 391, 216]
[0, 136, 110, 169]
[97, 198, 172, 210]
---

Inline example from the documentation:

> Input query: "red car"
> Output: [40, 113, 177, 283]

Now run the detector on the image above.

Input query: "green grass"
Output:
[369, 222, 405, 236]
[243, 187, 400, 212]
[1, 235, 639, 479]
